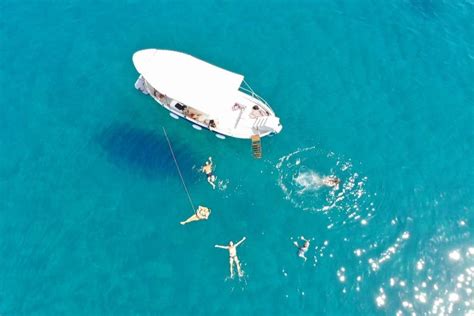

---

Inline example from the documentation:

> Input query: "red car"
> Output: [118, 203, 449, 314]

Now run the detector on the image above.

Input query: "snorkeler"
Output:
[215, 237, 246, 278]
[322, 176, 340, 188]
[201, 156, 216, 189]
[294, 236, 310, 261]
[180, 206, 211, 225]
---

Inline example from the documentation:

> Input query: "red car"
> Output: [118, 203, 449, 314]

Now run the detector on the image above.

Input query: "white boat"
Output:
[132, 49, 283, 139]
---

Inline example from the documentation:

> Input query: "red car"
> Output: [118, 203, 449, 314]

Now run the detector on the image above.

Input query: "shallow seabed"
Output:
[1, 0, 473, 315]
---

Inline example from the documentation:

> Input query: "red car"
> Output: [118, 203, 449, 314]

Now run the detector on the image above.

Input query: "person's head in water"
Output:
[253, 105, 259, 110]
[323, 176, 340, 187]
[229, 241, 234, 246]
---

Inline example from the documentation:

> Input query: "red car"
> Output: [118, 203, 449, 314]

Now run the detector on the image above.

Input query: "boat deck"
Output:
[213, 91, 274, 138]
[144, 78, 276, 139]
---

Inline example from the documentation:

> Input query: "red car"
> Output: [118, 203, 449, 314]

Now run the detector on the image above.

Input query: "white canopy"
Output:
[133, 49, 244, 116]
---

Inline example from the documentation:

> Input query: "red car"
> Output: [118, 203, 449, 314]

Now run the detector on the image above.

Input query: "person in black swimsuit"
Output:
[294, 236, 310, 261]
[215, 237, 246, 278]
[201, 157, 216, 189]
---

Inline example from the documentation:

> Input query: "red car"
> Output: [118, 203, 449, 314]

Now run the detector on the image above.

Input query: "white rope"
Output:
[162, 127, 195, 213]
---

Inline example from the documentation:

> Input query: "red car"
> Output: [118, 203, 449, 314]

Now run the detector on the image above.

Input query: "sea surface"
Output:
[1, 0, 473, 315]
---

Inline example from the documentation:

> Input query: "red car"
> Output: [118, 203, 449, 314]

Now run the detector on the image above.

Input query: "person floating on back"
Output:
[322, 176, 340, 189]
[215, 237, 246, 278]
[294, 236, 310, 261]
[180, 206, 211, 225]
[201, 156, 217, 189]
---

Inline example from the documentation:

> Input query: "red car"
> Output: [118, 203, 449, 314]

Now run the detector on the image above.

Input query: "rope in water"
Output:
[162, 127, 196, 213]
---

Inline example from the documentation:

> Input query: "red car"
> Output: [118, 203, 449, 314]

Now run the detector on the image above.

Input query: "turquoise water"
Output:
[1, 0, 473, 314]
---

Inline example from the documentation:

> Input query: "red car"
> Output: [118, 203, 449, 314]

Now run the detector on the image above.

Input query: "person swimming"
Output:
[215, 237, 246, 278]
[322, 176, 340, 188]
[293, 236, 310, 261]
[201, 157, 216, 189]
[180, 206, 211, 225]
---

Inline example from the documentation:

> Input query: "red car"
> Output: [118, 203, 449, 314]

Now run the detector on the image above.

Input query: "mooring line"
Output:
[162, 127, 195, 213]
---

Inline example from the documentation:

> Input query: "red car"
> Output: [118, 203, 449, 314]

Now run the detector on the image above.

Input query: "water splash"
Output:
[294, 170, 325, 194]
[275, 147, 375, 228]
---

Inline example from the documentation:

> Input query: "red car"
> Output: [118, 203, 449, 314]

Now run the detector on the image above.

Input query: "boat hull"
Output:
[132, 49, 283, 139]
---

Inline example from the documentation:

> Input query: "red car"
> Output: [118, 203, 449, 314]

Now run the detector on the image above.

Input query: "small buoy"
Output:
[215, 134, 226, 140]
[169, 113, 179, 120]
[192, 124, 202, 130]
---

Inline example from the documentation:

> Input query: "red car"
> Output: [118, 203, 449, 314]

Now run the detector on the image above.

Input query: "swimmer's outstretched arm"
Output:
[214, 244, 228, 249]
[235, 237, 246, 247]
[180, 214, 200, 225]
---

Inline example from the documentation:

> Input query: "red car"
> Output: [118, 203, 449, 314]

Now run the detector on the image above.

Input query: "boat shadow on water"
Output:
[95, 123, 197, 180]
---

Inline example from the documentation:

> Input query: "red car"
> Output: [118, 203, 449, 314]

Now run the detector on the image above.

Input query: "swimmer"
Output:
[180, 206, 211, 225]
[215, 237, 246, 278]
[322, 176, 340, 188]
[201, 157, 216, 189]
[293, 236, 310, 261]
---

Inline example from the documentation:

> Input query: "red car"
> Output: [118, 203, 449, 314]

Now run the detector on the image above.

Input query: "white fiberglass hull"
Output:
[132, 49, 283, 139]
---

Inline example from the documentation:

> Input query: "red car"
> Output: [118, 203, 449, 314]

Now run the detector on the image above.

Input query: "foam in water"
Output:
[294, 170, 325, 193]
[275, 147, 375, 229]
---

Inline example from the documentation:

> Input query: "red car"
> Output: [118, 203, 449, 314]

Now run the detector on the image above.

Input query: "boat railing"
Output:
[240, 80, 275, 113]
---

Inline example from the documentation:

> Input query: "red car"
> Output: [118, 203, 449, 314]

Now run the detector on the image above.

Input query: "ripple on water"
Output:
[275, 147, 376, 228]
[275, 148, 473, 315]
[387, 226, 474, 315]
